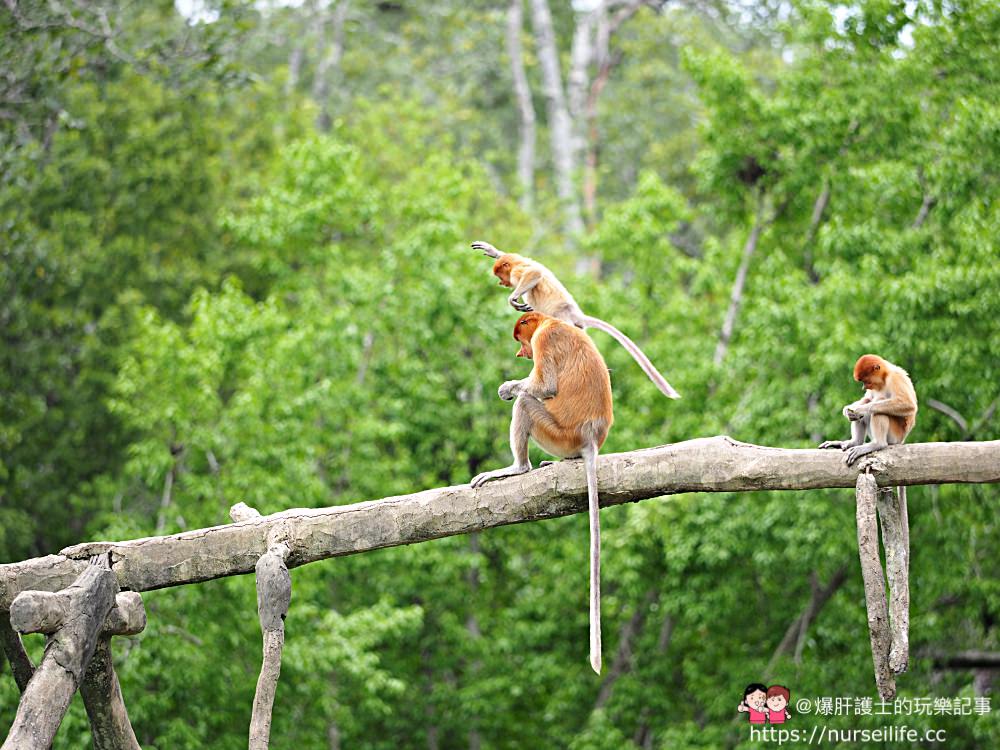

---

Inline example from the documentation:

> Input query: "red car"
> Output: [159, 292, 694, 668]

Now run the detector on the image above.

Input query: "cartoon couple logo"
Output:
[738, 683, 791, 725]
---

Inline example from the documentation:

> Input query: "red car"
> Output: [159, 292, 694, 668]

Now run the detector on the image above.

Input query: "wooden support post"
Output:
[79, 591, 146, 750]
[876, 487, 909, 674]
[0, 610, 34, 692]
[855, 473, 895, 700]
[2, 555, 118, 750]
[231, 503, 292, 750]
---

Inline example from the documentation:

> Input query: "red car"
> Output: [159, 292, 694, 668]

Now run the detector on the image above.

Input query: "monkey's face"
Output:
[854, 354, 886, 390]
[492, 257, 514, 287]
[513, 312, 542, 357]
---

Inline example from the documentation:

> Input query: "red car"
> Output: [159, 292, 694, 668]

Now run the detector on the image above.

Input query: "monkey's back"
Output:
[517, 260, 585, 324]
[531, 321, 613, 454]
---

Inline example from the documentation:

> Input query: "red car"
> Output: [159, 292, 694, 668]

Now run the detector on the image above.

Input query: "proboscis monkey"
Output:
[471, 240, 681, 399]
[471, 311, 613, 674]
[821, 355, 917, 671]
[819, 353, 917, 540]
[819, 354, 917, 465]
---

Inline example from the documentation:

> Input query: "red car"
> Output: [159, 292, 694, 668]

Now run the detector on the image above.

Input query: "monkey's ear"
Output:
[874, 364, 880, 371]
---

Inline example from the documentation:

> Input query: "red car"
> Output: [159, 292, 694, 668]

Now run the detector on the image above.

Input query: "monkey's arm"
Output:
[499, 367, 557, 402]
[842, 394, 873, 420]
[849, 393, 916, 420]
[471, 240, 503, 259]
[507, 271, 541, 313]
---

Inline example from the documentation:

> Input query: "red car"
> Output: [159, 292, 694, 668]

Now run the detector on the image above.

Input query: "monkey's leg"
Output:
[845, 414, 889, 466]
[819, 413, 867, 450]
[507, 273, 541, 312]
[470, 396, 534, 488]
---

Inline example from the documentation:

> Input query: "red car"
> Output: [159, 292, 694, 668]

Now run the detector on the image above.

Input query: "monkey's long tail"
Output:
[581, 316, 681, 399]
[583, 444, 602, 675]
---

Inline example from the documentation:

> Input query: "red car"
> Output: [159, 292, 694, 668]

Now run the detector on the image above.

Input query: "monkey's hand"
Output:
[471, 240, 502, 258]
[507, 295, 533, 312]
[845, 407, 866, 421]
[498, 380, 523, 401]
[819, 440, 847, 450]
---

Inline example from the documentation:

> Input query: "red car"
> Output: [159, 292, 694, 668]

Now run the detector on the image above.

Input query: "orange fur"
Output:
[852, 354, 917, 441]
[513, 312, 613, 458]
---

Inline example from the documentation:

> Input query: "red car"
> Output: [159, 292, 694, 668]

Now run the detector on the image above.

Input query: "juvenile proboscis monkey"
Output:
[471, 311, 614, 674]
[471, 240, 681, 400]
[819, 354, 917, 465]
[819, 353, 917, 538]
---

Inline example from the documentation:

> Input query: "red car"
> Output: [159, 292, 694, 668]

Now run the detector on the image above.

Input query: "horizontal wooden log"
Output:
[1, 437, 998, 610]
[11, 591, 145, 637]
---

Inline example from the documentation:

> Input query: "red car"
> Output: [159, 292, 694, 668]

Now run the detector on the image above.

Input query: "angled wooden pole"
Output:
[855, 473, 895, 700]
[232, 503, 292, 750]
[79, 591, 146, 750]
[2, 555, 118, 750]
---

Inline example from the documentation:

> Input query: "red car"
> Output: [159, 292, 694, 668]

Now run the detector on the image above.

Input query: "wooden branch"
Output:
[924, 651, 1000, 669]
[714, 193, 766, 365]
[763, 563, 848, 677]
[2, 556, 118, 750]
[2, 438, 998, 612]
[240, 498, 292, 750]
[0, 611, 34, 692]
[855, 473, 895, 700]
[876, 487, 909, 674]
[80, 593, 146, 750]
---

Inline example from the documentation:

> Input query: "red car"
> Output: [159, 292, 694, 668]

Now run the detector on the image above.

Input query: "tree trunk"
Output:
[506, 0, 536, 212]
[313, 1, 349, 133]
[714, 193, 766, 366]
[528, 0, 583, 237]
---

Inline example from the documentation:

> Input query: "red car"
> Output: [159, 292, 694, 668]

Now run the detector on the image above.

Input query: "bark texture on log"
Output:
[80, 638, 143, 750]
[2, 558, 118, 750]
[249, 542, 291, 750]
[876, 487, 909, 674]
[855, 473, 895, 700]
[1, 438, 998, 610]
[0, 611, 34, 692]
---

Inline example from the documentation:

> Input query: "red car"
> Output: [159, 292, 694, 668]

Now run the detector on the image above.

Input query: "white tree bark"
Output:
[506, 0, 536, 211]
[1, 438, 998, 611]
[528, 0, 584, 237]
[313, 0, 349, 132]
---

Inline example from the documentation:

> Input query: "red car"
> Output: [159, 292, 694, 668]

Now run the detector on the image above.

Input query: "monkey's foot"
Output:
[845, 443, 882, 466]
[470, 464, 531, 489]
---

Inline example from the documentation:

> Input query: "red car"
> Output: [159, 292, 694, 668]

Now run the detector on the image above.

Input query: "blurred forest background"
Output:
[1, 0, 999, 747]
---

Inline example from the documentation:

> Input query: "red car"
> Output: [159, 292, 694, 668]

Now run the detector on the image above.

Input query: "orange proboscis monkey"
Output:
[471, 312, 614, 674]
[472, 240, 680, 399]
